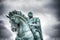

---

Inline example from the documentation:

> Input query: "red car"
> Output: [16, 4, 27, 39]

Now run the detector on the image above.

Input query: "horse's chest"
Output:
[17, 26, 30, 37]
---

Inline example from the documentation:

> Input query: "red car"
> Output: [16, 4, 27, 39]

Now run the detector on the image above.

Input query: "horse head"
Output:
[6, 10, 29, 31]
[6, 10, 34, 40]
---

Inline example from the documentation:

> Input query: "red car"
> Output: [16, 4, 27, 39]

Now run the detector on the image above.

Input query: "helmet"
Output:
[28, 12, 33, 19]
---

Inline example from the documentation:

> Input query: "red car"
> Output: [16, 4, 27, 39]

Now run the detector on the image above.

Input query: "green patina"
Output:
[6, 10, 43, 40]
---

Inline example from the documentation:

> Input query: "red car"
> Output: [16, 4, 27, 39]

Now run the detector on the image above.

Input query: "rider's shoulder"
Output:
[32, 17, 40, 20]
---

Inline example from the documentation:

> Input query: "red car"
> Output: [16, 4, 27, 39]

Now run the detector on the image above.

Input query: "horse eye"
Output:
[12, 19, 14, 21]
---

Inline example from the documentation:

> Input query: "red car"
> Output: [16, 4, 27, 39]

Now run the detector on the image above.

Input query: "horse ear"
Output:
[6, 15, 10, 18]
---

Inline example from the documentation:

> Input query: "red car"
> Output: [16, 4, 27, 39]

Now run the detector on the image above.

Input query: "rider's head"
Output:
[28, 12, 33, 19]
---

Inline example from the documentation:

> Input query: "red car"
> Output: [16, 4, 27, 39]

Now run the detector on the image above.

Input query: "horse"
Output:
[7, 11, 34, 40]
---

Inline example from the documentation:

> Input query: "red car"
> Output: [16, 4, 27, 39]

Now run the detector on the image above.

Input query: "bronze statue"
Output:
[6, 10, 43, 40]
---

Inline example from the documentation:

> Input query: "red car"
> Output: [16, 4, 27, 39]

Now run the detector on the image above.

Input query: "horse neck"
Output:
[18, 19, 30, 32]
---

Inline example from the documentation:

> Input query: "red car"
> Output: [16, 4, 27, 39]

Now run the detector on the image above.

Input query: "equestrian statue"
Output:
[6, 10, 43, 40]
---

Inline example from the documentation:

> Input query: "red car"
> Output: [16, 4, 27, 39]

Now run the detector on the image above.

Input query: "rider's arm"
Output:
[37, 18, 43, 40]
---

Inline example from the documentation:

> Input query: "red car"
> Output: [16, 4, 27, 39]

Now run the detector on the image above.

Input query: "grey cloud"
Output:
[0, 20, 12, 39]
[21, 6, 43, 14]
[46, 37, 60, 40]
[0, 0, 4, 2]
[44, 0, 60, 21]
[0, 3, 5, 16]
[0, 0, 60, 40]
[44, 23, 60, 40]
[53, 24, 60, 38]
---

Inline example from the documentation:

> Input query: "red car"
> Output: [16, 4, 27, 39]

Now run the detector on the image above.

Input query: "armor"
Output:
[28, 12, 43, 40]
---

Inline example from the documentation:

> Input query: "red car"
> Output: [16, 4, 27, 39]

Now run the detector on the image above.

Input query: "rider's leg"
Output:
[34, 32, 41, 40]
[23, 31, 34, 40]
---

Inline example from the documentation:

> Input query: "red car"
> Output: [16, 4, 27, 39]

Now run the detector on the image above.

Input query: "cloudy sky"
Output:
[0, 0, 60, 40]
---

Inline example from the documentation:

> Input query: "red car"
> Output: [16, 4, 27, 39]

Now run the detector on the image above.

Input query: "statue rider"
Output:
[28, 12, 43, 40]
